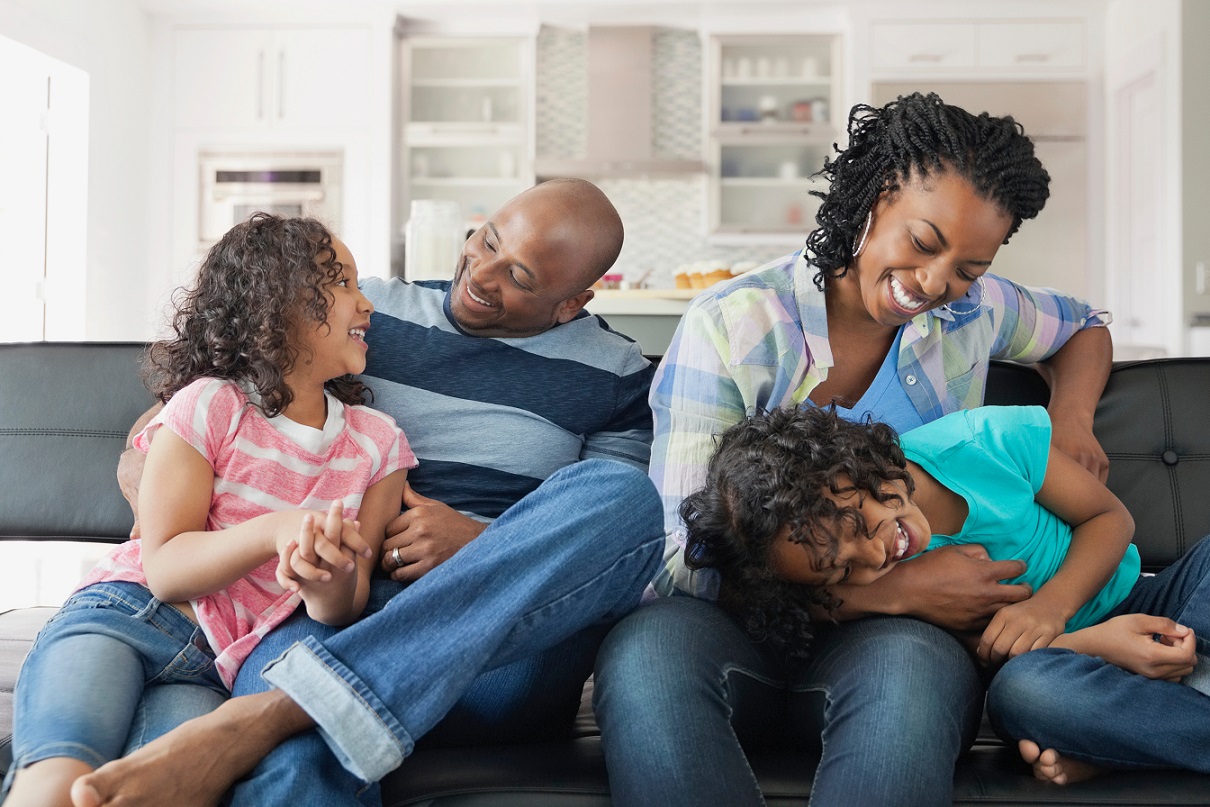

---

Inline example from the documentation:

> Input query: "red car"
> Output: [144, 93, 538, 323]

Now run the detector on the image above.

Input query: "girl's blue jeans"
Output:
[226, 458, 665, 806]
[594, 598, 983, 807]
[988, 533, 1210, 772]
[2, 581, 228, 796]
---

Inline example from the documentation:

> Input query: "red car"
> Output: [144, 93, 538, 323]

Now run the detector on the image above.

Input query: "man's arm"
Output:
[116, 402, 162, 537]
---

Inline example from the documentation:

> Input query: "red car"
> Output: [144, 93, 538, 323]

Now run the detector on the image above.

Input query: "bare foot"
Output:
[4, 756, 93, 807]
[69, 690, 311, 807]
[1018, 739, 1103, 785]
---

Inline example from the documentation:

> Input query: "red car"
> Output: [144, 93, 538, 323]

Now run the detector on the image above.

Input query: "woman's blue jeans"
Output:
[2, 582, 228, 796]
[593, 596, 984, 807]
[988, 534, 1210, 773]
[226, 459, 665, 806]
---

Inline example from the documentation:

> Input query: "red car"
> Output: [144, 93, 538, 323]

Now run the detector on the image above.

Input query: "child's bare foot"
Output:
[69, 689, 309, 807]
[1018, 739, 1103, 785]
[4, 757, 93, 807]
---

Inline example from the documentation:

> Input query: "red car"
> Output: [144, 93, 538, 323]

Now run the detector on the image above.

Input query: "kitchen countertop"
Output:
[585, 288, 699, 315]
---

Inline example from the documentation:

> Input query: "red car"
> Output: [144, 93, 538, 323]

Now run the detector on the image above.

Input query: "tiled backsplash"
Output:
[537, 25, 801, 287]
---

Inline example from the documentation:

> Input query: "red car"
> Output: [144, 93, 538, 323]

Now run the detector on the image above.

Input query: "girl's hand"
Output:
[1057, 614, 1197, 681]
[275, 502, 368, 591]
[977, 598, 1067, 666]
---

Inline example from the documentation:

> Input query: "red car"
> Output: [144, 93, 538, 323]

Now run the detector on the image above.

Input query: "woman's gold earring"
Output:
[853, 212, 873, 258]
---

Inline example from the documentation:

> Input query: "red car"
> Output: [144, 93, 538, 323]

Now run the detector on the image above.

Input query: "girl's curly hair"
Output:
[804, 91, 1050, 290]
[143, 213, 370, 415]
[681, 406, 913, 662]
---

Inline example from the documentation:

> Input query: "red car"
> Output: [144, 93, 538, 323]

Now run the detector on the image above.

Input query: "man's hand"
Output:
[869, 544, 1032, 631]
[1055, 614, 1197, 681]
[117, 447, 147, 539]
[382, 483, 487, 582]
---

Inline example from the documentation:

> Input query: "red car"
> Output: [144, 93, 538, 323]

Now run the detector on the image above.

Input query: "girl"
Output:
[2, 213, 416, 807]
[681, 404, 1209, 781]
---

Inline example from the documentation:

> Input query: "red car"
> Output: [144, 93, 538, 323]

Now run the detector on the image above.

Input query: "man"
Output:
[75, 178, 664, 807]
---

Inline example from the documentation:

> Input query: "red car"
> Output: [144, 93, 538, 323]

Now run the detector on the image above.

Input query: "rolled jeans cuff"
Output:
[261, 637, 412, 782]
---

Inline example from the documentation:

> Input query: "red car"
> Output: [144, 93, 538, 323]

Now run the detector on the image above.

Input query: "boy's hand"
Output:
[977, 598, 1067, 666]
[1057, 614, 1197, 681]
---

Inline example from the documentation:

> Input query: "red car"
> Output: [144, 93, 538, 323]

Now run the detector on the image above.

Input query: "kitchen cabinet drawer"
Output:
[976, 21, 1085, 70]
[173, 26, 372, 132]
[871, 19, 1086, 74]
[871, 21, 976, 71]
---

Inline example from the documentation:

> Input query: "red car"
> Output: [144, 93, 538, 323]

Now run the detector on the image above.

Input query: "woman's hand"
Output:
[1047, 414, 1109, 483]
[833, 544, 1031, 630]
[1054, 614, 1197, 681]
[977, 598, 1067, 666]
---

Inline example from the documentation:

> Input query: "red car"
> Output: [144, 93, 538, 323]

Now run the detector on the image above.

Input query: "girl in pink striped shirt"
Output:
[4, 213, 416, 807]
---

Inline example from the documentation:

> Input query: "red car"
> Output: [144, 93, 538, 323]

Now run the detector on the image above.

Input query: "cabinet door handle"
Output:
[278, 50, 286, 120]
[1014, 53, 1051, 64]
[907, 53, 945, 63]
[257, 50, 265, 120]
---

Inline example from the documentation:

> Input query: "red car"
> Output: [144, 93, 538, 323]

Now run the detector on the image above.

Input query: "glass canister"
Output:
[404, 200, 465, 281]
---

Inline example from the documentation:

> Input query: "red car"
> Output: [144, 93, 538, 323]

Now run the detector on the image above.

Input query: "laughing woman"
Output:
[594, 92, 1113, 807]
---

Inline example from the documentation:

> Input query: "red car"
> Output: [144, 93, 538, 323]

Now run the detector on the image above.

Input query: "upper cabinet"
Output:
[173, 26, 374, 133]
[399, 36, 534, 233]
[706, 33, 841, 242]
[870, 19, 1086, 75]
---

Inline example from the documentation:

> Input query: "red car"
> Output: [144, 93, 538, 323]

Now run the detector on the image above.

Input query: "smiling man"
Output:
[75, 178, 664, 807]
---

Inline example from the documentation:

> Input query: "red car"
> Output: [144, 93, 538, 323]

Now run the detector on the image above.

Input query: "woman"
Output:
[594, 92, 1113, 807]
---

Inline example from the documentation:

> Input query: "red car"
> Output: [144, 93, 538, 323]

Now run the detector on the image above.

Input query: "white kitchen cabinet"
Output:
[707, 33, 841, 242]
[399, 36, 534, 236]
[871, 19, 1086, 75]
[173, 26, 373, 133]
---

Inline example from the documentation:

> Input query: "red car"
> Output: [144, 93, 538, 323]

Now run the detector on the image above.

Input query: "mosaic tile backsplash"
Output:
[536, 25, 799, 287]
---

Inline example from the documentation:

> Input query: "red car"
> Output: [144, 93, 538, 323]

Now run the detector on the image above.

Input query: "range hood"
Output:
[533, 26, 705, 179]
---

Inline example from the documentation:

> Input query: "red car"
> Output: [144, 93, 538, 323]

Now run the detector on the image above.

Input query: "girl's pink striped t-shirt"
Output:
[79, 377, 417, 687]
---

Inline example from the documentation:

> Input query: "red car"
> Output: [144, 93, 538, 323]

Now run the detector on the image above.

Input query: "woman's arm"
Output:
[976, 445, 1134, 665]
[824, 544, 1032, 629]
[1036, 326, 1113, 481]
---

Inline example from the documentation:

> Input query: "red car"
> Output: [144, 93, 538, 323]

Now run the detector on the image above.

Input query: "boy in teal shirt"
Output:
[680, 405, 1207, 782]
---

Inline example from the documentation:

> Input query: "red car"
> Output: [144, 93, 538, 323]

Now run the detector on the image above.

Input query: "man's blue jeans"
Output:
[227, 459, 664, 806]
[594, 597, 983, 807]
[988, 534, 1210, 773]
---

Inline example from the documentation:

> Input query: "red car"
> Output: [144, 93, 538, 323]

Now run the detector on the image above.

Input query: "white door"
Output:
[0, 37, 50, 342]
[1105, 33, 1179, 359]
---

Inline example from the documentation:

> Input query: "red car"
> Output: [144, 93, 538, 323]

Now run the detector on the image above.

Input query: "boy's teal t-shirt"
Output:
[899, 405, 1141, 632]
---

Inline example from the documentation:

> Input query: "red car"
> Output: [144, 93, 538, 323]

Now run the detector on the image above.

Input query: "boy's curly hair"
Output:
[804, 91, 1050, 290]
[143, 213, 370, 415]
[680, 406, 913, 662]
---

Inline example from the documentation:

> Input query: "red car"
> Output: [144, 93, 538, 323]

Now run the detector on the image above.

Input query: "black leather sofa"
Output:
[2, 341, 1210, 805]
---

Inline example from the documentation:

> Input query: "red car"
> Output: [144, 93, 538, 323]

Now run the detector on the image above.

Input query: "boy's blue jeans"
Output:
[227, 458, 664, 806]
[2, 582, 228, 796]
[988, 533, 1210, 773]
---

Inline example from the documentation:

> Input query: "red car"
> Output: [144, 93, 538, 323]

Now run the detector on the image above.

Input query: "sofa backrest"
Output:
[3, 342, 1208, 572]
[0, 342, 152, 544]
[987, 358, 1210, 572]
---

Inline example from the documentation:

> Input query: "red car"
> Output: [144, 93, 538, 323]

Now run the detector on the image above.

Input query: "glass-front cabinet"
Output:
[707, 34, 840, 241]
[399, 36, 534, 236]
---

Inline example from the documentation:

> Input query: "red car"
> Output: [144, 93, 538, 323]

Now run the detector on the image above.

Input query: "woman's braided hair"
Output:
[804, 91, 1050, 289]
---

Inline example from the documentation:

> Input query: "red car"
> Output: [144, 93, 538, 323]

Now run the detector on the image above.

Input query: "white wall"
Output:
[0, 0, 155, 340]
